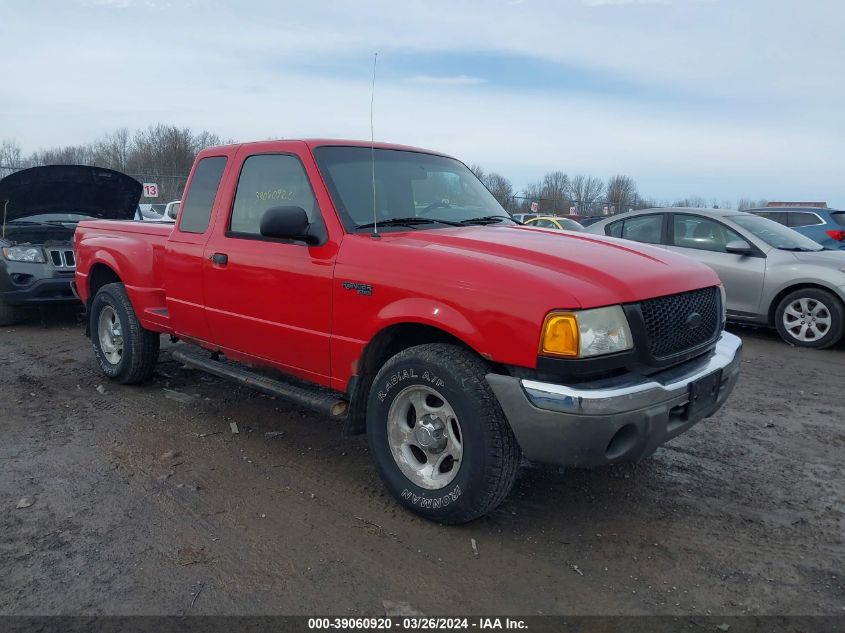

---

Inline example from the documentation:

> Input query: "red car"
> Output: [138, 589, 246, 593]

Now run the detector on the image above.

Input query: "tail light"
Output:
[825, 229, 845, 241]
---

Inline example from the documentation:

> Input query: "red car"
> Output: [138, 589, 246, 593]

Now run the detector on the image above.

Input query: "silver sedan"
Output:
[585, 208, 845, 348]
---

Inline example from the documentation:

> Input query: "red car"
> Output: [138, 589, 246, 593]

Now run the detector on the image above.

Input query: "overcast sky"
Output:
[2, 0, 843, 206]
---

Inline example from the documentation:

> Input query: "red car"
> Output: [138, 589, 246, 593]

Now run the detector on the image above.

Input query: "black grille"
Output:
[639, 287, 720, 359]
[47, 249, 76, 268]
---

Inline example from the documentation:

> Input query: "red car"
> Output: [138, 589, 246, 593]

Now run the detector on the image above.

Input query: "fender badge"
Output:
[342, 281, 373, 296]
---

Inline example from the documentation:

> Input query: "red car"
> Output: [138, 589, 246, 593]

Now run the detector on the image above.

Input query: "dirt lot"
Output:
[1, 313, 842, 616]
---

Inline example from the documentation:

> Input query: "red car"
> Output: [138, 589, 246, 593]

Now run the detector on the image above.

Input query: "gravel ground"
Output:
[1, 313, 842, 616]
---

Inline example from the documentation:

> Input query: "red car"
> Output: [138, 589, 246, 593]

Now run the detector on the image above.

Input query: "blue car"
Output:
[746, 207, 845, 249]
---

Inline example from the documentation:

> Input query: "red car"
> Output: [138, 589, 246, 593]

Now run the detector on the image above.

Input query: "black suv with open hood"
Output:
[0, 165, 141, 324]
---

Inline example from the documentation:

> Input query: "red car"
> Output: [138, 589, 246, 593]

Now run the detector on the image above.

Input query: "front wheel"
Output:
[366, 343, 520, 524]
[774, 288, 844, 349]
[90, 282, 160, 383]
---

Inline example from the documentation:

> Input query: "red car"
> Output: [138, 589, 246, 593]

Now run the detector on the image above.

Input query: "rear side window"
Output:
[178, 157, 227, 234]
[759, 211, 788, 226]
[832, 212, 845, 227]
[788, 212, 823, 227]
[606, 220, 623, 237]
[228, 154, 319, 236]
[621, 214, 663, 244]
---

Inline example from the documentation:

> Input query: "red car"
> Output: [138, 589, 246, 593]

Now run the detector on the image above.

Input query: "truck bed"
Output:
[74, 220, 174, 332]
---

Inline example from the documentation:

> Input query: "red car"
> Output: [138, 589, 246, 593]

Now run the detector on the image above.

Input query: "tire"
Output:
[774, 288, 844, 349]
[366, 343, 520, 524]
[0, 299, 24, 326]
[90, 282, 160, 383]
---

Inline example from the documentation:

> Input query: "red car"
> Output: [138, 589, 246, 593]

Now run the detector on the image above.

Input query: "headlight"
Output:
[2, 246, 46, 263]
[540, 305, 633, 358]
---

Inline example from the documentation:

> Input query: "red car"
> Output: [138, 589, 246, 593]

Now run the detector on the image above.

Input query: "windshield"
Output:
[314, 147, 514, 231]
[730, 214, 824, 251]
[10, 213, 93, 224]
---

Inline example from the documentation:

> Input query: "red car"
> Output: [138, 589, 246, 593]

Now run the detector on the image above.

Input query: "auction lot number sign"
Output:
[142, 183, 159, 198]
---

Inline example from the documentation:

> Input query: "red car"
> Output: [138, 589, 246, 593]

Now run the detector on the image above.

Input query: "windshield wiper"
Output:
[779, 246, 821, 252]
[354, 217, 462, 231]
[459, 215, 509, 225]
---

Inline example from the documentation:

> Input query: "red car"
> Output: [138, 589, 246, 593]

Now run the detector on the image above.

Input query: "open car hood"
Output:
[0, 165, 142, 222]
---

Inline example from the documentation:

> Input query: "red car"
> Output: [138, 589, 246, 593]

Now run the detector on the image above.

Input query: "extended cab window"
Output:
[179, 156, 227, 234]
[229, 154, 318, 236]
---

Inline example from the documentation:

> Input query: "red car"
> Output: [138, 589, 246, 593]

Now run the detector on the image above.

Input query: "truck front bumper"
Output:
[486, 331, 742, 468]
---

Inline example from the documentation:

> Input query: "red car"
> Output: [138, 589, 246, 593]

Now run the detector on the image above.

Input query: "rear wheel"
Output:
[775, 288, 844, 349]
[90, 282, 160, 383]
[366, 343, 520, 524]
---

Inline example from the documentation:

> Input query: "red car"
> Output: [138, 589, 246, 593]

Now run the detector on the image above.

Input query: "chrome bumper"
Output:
[486, 332, 742, 467]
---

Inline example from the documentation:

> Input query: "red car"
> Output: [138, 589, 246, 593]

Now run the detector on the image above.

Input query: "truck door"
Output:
[201, 146, 337, 384]
[163, 154, 229, 343]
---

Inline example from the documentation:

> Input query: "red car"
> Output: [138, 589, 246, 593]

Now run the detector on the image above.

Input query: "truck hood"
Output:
[386, 225, 720, 306]
[0, 165, 142, 222]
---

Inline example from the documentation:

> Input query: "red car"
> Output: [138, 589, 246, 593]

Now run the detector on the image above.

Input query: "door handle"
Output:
[210, 252, 228, 266]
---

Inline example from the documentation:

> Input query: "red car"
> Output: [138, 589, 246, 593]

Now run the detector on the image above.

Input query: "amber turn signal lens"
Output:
[540, 313, 580, 357]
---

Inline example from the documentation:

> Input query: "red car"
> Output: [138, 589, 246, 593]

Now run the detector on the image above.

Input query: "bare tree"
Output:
[568, 175, 604, 214]
[673, 195, 708, 208]
[0, 139, 24, 177]
[30, 143, 97, 167]
[93, 127, 133, 172]
[605, 175, 637, 214]
[542, 171, 570, 212]
[469, 164, 486, 181]
[129, 124, 222, 200]
[482, 172, 514, 210]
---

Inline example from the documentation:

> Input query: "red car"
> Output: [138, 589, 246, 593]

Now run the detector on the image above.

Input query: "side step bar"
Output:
[171, 346, 348, 418]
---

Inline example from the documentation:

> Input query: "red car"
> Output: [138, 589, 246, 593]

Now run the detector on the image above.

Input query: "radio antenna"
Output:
[370, 52, 379, 238]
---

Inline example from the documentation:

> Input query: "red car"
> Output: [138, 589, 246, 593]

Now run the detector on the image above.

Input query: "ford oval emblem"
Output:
[686, 312, 703, 329]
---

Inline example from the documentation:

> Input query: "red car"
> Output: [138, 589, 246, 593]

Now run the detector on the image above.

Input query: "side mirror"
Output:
[260, 206, 315, 243]
[725, 240, 753, 255]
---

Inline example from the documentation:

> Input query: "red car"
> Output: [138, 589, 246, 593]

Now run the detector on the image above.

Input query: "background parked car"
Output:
[578, 216, 607, 227]
[745, 207, 845, 250]
[135, 203, 176, 222]
[523, 216, 585, 231]
[0, 165, 140, 325]
[511, 213, 538, 223]
[164, 200, 181, 221]
[585, 207, 845, 348]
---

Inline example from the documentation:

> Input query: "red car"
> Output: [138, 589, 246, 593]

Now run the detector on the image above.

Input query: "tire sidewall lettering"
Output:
[377, 367, 446, 403]
[401, 484, 462, 509]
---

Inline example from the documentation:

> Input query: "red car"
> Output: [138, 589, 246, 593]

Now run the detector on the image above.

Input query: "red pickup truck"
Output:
[75, 139, 742, 523]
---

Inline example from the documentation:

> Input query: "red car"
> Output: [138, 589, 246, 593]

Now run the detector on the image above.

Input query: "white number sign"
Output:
[142, 183, 159, 198]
